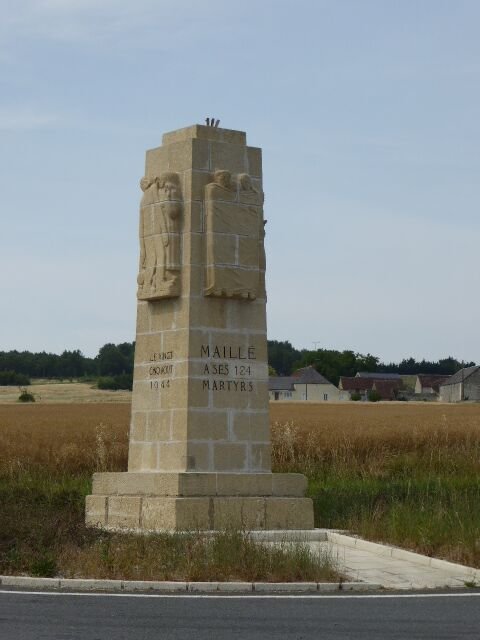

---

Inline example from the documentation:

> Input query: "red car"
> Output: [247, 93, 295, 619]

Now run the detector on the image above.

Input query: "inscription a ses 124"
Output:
[200, 344, 255, 393]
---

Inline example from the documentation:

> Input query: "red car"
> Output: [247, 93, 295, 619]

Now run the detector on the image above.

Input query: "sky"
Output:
[1, 0, 479, 364]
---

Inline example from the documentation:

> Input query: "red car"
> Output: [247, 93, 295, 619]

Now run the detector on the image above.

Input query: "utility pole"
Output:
[461, 360, 465, 402]
[312, 341, 322, 350]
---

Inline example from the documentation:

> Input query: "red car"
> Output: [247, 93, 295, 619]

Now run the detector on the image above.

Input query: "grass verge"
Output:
[0, 469, 337, 582]
[1, 401, 479, 574]
[272, 419, 480, 568]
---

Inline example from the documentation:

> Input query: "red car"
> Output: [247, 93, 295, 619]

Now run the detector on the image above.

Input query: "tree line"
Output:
[0, 343, 134, 384]
[0, 340, 475, 388]
[267, 340, 475, 386]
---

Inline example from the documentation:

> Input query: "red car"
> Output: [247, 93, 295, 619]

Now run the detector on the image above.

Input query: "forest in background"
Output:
[0, 340, 474, 388]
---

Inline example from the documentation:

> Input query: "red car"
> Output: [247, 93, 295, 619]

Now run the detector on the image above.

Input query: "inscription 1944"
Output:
[149, 351, 173, 391]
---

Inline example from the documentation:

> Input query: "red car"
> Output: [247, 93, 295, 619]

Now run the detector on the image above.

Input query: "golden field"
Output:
[270, 401, 480, 456]
[1, 398, 479, 457]
[0, 398, 478, 477]
[1, 396, 479, 569]
[0, 381, 132, 404]
[270, 401, 480, 433]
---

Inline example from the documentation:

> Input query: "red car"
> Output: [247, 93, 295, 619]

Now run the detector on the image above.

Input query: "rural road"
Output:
[1, 589, 480, 639]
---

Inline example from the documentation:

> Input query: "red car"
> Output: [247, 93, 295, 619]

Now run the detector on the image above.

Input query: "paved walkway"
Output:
[258, 530, 478, 590]
[324, 541, 471, 589]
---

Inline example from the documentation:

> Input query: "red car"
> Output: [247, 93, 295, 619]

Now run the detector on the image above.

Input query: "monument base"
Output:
[85, 472, 314, 531]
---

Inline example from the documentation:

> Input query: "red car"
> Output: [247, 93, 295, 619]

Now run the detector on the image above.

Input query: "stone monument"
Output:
[85, 124, 314, 530]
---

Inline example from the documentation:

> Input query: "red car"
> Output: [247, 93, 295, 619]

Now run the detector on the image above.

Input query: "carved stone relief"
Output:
[137, 172, 183, 301]
[204, 170, 265, 300]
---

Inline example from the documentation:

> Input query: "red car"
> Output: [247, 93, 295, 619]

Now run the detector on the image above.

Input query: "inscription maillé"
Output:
[200, 345, 256, 360]
[200, 344, 255, 393]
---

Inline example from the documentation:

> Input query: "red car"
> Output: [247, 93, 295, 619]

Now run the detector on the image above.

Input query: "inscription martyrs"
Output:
[201, 344, 255, 393]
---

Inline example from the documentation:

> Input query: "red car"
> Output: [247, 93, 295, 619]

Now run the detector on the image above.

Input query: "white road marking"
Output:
[0, 590, 480, 599]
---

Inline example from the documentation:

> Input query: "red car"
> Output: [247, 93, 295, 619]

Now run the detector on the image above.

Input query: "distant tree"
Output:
[267, 341, 301, 376]
[96, 343, 134, 376]
[378, 356, 474, 376]
[293, 348, 380, 386]
[58, 350, 85, 378]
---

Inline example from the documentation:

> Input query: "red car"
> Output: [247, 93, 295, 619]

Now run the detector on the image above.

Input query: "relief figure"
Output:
[137, 172, 183, 301]
[204, 171, 264, 300]
[238, 173, 263, 206]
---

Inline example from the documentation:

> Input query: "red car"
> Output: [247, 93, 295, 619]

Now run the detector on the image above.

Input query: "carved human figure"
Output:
[238, 173, 263, 206]
[208, 170, 237, 201]
[137, 172, 183, 300]
[239, 173, 265, 298]
[204, 170, 263, 300]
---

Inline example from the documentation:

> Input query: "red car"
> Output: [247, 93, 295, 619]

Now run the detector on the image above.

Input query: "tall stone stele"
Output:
[86, 124, 314, 531]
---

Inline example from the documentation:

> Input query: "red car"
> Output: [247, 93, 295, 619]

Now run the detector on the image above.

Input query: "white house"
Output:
[269, 365, 341, 402]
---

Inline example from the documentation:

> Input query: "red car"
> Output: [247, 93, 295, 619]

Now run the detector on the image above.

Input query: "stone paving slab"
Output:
[259, 530, 479, 590]
[310, 539, 478, 590]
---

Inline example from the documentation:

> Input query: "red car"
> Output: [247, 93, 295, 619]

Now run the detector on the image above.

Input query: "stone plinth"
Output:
[87, 472, 313, 530]
[85, 124, 313, 531]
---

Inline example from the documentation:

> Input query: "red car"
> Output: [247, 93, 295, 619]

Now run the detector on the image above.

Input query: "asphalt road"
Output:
[1, 590, 480, 639]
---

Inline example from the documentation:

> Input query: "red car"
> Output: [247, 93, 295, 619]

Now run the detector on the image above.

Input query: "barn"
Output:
[438, 366, 480, 402]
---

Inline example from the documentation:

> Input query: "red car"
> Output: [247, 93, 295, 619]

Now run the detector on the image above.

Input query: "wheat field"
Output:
[271, 401, 480, 434]
[1, 399, 479, 475]
[1, 399, 480, 567]
[0, 381, 132, 404]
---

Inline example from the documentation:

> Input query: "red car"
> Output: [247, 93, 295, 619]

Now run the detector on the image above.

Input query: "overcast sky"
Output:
[1, 0, 479, 363]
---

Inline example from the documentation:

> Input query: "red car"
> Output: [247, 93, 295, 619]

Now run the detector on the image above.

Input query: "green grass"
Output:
[0, 470, 338, 582]
[2, 407, 479, 577]
[308, 476, 480, 564]
[271, 420, 480, 567]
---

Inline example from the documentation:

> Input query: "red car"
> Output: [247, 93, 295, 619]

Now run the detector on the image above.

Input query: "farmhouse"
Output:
[415, 374, 451, 395]
[372, 379, 402, 400]
[269, 365, 341, 402]
[338, 376, 373, 400]
[339, 376, 403, 400]
[438, 366, 480, 402]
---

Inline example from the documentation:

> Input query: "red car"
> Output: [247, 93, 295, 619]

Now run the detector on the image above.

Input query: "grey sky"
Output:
[1, 0, 479, 363]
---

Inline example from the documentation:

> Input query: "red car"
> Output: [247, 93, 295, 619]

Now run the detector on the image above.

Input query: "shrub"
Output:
[97, 374, 133, 391]
[367, 389, 381, 402]
[31, 555, 57, 578]
[350, 392, 361, 401]
[18, 387, 35, 402]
